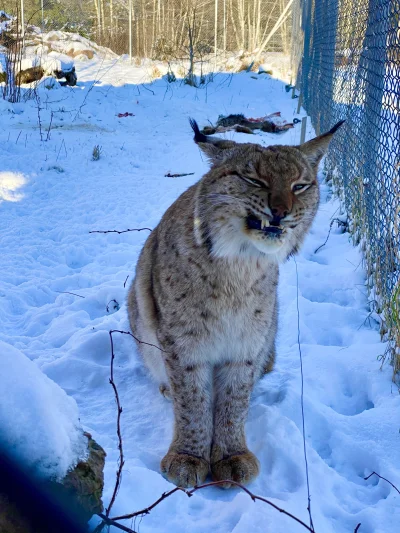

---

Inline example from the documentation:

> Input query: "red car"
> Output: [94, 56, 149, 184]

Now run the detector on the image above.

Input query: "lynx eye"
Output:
[241, 176, 265, 188]
[292, 183, 311, 193]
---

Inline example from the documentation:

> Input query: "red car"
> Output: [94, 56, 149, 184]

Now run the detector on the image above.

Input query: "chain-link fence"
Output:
[292, 0, 400, 373]
[2, 1, 292, 59]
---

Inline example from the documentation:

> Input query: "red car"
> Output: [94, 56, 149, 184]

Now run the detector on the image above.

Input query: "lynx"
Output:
[128, 119, 344, 488]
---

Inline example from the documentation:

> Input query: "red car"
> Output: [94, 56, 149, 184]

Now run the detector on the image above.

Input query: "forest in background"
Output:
[2, 0, 292, 57]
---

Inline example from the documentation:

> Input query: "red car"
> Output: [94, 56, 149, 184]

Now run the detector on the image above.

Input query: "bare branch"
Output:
[106, 299, 120, 313]
[108, 480, 316, 532]
[97, 514, 137, 533]
[55, 291, 85, 299]
[354, 524, 361, 533]
[104, 329, 167, 518]
[105, 331, 126, 516]
[110, 329, 166, 353]
[165, 172, 195, 178]
[89, 228, 152, 235]
[364, 471, 400, 495]
[111, 486, 184, 521]
[314, 218, 347, 254]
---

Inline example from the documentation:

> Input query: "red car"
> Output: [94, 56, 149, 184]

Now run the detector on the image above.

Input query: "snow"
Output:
[0, 56, 399, 533]
[18, 51, 75, 75]
[42, 30, 118, 60]
[0, 340, 86, 480]
[0, 11, 12, 36]
[0, 171, 27, 202]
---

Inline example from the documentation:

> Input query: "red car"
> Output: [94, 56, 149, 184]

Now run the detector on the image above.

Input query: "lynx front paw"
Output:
[161, 452, 209, 487]
[211, 451, 260, 488]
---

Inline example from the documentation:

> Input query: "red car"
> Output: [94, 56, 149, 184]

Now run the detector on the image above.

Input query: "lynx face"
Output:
[191, 120, 344, 263]
[194, 142, 322, 261]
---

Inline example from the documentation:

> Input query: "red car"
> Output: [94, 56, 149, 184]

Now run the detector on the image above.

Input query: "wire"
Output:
[294, 256, 315, 532]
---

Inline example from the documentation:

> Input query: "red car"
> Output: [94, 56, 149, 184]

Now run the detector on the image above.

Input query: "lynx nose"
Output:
[271, 206, 289, 220]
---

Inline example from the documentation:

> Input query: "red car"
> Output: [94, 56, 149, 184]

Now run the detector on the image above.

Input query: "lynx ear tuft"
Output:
[189, 117, 238, 165]
[189, 118, 208, 144]
[299, 120, 345, 169]
[327, 120, 346, 135]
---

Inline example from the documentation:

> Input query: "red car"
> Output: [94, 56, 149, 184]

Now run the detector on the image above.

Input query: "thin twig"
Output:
[165, 172, 195, 178]
[97, 515, 137, 533]
[314, 218, 346, 254]
[106, 480, 315, 532]
[46, 111, 54, 141]
[55, 290, 85, 298]
[89, 228, 152, 235]
[123, 275, 129, 288]
[109, 329, 166, 353]
[354, 524, 361, 533]
[111, 486, 183, 521]
[141, 83, 155, 95]
[357, 308, 382, 331]
[364, 471, 400, 495]
[105, 329, 166, 516]
[294, 257, 315, 532]
[72, 57, 116, 122]
[36, 94, 43, 142]
[106, 299, 120, 313]
[56, 139, 67, 162]
[106, 331, 126, 517]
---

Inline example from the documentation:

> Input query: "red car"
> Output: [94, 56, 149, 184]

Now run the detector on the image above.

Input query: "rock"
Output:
[54, 66, 77, 86]
[0, 492, 33, 533]
[0, 434, 106, 533]
[14, 64, 78, 88]
[66, 49, 94, 60]
[60, 433, 106, 522]
[15, 66, 44, 85]
[74, 50, 94, 60]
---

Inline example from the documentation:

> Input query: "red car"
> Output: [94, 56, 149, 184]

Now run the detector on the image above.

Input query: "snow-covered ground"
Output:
[0, 340, 86, 480]
[0, 58, 399, 533]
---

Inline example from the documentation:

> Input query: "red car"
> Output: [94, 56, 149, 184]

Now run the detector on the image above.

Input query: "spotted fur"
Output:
[127, 120, 344, 488]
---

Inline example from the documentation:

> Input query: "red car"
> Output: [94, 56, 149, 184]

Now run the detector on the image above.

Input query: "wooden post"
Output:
[296, 92, 303, 114]
[300, 116, 307, 144]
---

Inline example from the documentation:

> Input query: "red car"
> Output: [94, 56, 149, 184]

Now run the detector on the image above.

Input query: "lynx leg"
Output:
[262, 346, 276, 375]
[211, 360, 261, 488]
[261, 306, 277, 377]
[160, 355, 213, 487]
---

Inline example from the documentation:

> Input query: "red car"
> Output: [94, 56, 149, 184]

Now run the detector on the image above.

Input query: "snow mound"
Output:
[26, 29, 118, 62]
[0, 340, 86, 480]
[19, 51, 75, 75]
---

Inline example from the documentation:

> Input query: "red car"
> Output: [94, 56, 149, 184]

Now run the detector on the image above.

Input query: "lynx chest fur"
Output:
[128, 119, 343, 488]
